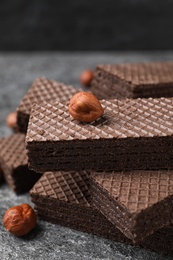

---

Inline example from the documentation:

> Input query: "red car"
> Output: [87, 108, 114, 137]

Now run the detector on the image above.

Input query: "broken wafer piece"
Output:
[90, 170, 173, 243]
[91, 61, 173, 99]
[16, 78, 80, 132]
[26, 97, 173, 172]
[0, 134, 41, 193]
[30, 171, 173, 257]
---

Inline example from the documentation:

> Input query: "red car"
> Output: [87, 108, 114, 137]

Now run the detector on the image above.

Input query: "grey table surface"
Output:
[0, 51, 173, 260]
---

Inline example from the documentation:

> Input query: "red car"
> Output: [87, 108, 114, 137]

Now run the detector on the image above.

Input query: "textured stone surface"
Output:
[0, 52, 173, 259]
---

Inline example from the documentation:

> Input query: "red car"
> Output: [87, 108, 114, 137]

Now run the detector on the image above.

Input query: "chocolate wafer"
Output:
[30, 171, 173, 256]
[16, 78, 80, 132]
[30, 171, 127, 242]
[90, 170, 173, 243]
[91, 61, 173, 99]
[26, 97, 173, 172]
[0, 134, 41, 193]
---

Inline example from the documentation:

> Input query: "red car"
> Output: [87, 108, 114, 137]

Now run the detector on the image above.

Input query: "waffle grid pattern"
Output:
[91, 62, 173, 99]
[17, 78, 79, 115]
[30, 172, 133, 243]
[31, 171, 173, 252]
[0, 134, 27, 168]
[98, 62, 173, 86]
[91, 69, 134, 99]
[26, 98, 173, 143]
[92, 170, 173, 213]
[30, 171, 91, 206]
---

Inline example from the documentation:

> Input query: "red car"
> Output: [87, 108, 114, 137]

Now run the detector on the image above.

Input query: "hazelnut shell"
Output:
[80, 70, 94, 86]
[6, 112, 17, 129]
[69, 92, 104, 122]
[3, 204, 37, 236]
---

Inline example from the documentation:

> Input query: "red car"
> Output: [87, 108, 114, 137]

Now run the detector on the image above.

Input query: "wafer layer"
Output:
[0, 134, 41, 193]
[30, 171, 173, 256]
[91, 62, 173, 99]
[16, 78, 79, 132]
[26, 98, 173, 172]
[90, 170, 173, 243]
[30, 171, 124, 241]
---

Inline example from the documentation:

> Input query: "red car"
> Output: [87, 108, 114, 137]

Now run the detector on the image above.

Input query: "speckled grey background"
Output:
[0, 52, 173, 260]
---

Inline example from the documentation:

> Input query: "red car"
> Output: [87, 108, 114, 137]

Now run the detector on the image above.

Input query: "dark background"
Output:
[0, 0, 173, 50]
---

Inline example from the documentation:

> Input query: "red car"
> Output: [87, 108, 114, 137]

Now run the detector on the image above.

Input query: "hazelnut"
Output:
[69, 92, 104, 122]
[3, 204, 37, 236]
[6, 112, 17, 129]
[80, 70, 94, 86]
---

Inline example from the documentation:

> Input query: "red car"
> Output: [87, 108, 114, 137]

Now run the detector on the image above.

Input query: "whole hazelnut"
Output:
[80, 70, 94, 86]
[69, 92, 104, 123]
[3, 204, 37, 236]
[6, 112, 17, 129]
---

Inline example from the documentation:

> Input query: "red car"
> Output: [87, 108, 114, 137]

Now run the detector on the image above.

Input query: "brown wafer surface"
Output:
[26, 98, 173, 172]
[0, 134, 41, 193]
[30, 171, 126, 241]
[27, 97, 173, 141]
[98, 62, 173, 86]
[31, 171, 91, 205]
[90, 170, 173, 243]
[16, 77, 80, 132]
[91, 61, 173, 99]
[30, 171, 173, 256]
[0, 134, 28, 167]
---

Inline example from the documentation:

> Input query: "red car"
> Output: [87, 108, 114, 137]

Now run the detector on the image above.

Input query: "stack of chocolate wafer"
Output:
[1, 61, 173, 257]
[0, 78, 80, 193]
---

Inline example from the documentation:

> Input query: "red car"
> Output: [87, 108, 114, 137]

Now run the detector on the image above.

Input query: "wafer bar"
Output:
[90, 170, 173, 243]
[91, 61, 173, 99]
[30, 171, 129, 242]
[16, 78, 80, 132]
[30, 171, 173, 256]
[0, 134, 41, 193]
[26, 97, 173, 172]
